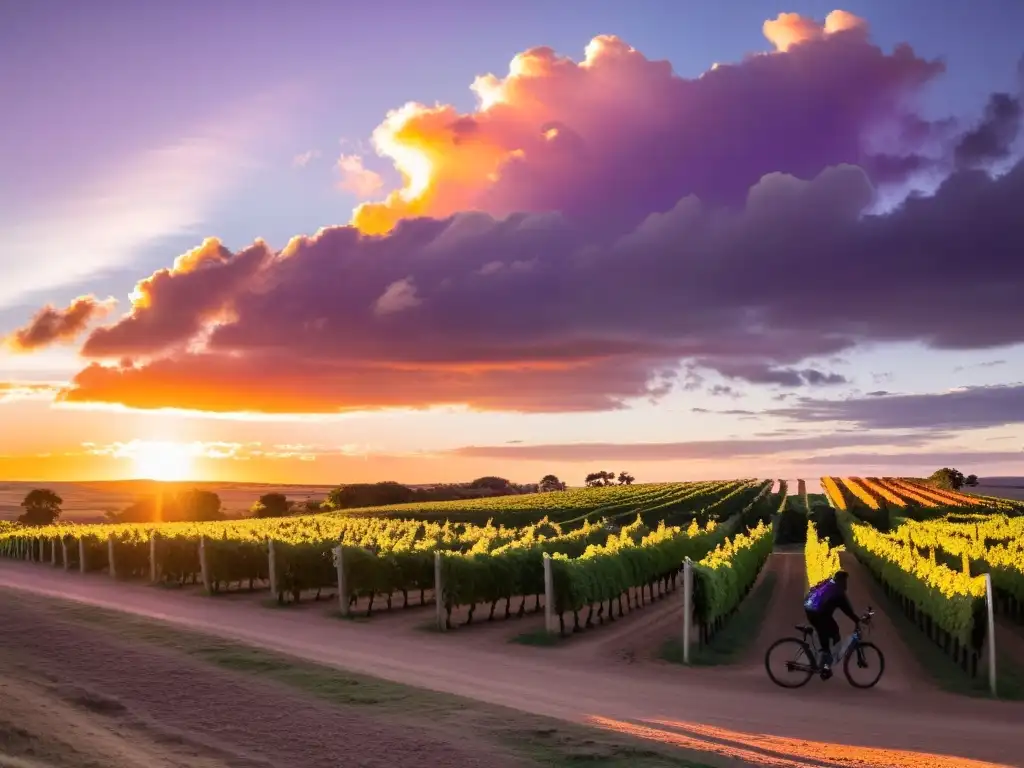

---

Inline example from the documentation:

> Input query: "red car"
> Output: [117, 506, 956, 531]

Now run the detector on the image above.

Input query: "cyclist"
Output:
[803, 570, 859, 674]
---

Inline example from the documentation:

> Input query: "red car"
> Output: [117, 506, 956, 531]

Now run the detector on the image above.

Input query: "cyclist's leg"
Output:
[820, 615, 840, 665]
[805, 610, 828, 662]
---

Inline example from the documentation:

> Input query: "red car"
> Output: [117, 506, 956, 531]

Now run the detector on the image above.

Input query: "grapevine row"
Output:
[836, 510, 987, 674]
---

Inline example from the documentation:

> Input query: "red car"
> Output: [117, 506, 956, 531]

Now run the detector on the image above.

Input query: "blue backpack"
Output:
[804, 578, 837, 611]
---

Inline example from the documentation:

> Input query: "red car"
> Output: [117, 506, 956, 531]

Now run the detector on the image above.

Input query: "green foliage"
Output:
[252, 492, 291, 518]
[109, 489, 224, 523]
[19, 488, 62, 526]
[692, 520, 773, 626]
[550, 517, 733, 618]
[805, 520, 842, 585]
[775, 505, 808, 545]
[342, 481, 727, 526]
[929, 468, 966, 491]
[808, 504, 842, 547]
[468, 476, 512, 491]
[584, 470, 617, 487]
[837, 509, 985, 647]
[538, 474, 565, 492]
[739, 483, 776, 529]
[327, 481, 416, 509]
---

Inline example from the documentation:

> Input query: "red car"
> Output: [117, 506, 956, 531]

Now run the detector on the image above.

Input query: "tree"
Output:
[19, 489, 62, 526]
[585, 470, 615, 487]
[468, 476, 512, 491]
[965, 474, 979, 487]
[539, 474, 565, 492]
[617, 471, 635, 486]
[177, 489, 224, 521]
[251, 492, 291, 518]
[929, 467, 966, 491]
[327, 482, 415, 509]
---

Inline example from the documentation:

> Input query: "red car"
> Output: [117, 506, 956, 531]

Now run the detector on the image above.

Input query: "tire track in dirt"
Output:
[1, 561, 1022, 768]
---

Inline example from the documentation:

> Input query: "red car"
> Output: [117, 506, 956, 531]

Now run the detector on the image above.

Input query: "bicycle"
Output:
[764, 608, 885, 689]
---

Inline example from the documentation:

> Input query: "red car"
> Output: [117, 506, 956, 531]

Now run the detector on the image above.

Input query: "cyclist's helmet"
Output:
[833, 570, 849, 586]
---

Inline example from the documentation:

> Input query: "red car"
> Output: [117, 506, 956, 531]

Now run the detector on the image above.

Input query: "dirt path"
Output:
[837, 553, 926, 693]
[0, 593, 512, 768]
[995, 617, 1024, 669]
[739, 552, 805, 677]
[1, 561, 1022, 768]
[742, 552, 926, 695]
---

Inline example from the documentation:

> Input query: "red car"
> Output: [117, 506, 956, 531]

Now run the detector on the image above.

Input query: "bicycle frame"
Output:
[787, 609, 873, 674]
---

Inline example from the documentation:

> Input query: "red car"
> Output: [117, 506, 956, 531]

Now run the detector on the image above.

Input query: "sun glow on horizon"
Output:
[131, 441, 195, 481]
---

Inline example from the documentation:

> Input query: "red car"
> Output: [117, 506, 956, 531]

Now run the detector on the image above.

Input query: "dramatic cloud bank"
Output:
[4, 296, 114, 352]
[352, 10, 946, 236]
[772, 384, 1024, 430]
[12, 11, 1022, 415]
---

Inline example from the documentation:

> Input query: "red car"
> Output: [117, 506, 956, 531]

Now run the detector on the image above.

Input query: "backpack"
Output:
[803, 578, 836, 611]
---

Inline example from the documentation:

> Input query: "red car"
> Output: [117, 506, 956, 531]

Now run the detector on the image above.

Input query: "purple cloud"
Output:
[449, 431, 944, 462]
[771, 384, 1024, 430]
[11, 14, 1018, 416]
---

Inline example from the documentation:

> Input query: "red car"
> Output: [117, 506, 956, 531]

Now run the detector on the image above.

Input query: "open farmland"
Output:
[2, 477, 1023, 767]
[966, 478, 1024, 503]
[0, 479, 335, 522]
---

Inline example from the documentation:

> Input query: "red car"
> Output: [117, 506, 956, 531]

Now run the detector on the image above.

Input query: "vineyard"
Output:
[4, 471, 1023, 698]
[817, 476, 1024, 685]
[0, 479, 781, 638]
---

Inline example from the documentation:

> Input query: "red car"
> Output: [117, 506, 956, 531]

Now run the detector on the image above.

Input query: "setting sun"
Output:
[131, 441, 195, 481]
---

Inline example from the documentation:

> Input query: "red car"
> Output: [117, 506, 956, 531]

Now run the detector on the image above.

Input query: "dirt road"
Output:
[0, 593, 511, 768]
[1, 561, 1021, 768]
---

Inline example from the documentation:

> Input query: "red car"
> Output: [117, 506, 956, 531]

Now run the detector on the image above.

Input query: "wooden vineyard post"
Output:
[149, 532, 158, 583]
[333, 546, 350, 617]
[267, 539, 279, 599]
[199, 535, 212, 594]
[682, 558, 693, 664]
[542, 553, 555, 635]
[985, 573, 997, 697]
[107, 534, 117, 579]
[79, 538, 86, 574]
[434, 550, 445, 632]
[61, 538, 69, 571]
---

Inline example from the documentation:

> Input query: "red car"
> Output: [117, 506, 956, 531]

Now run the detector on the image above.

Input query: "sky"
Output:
[1, 0, 1023, 486]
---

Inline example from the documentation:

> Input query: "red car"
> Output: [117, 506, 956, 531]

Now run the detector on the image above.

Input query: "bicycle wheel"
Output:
[844, 641, 885, 688]
[765, 638, 816, 688]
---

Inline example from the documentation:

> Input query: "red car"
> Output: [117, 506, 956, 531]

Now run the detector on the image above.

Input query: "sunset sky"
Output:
[1, 0, 1022, 485]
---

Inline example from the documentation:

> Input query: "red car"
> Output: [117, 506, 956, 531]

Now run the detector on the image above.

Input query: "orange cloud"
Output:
[4, 295, 115, 352]
[350, 11, 884, 236]
[82, 237, 271, 359]
[762, 10, 868, 53]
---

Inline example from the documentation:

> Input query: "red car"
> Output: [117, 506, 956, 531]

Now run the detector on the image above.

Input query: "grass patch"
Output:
[511, 628, 563, 647]
[11, 593, 715, 768]
[857, 570, 1024, 700]
[661, 570, 777, 666]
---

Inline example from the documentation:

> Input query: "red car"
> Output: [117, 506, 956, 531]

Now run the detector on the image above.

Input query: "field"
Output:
[0, 479, 334, 521]
[1, 477, 1023, 767]
[968, 478, 1024, 502]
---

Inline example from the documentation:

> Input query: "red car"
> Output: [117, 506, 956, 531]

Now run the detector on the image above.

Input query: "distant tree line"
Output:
[12, 470, 641, 526]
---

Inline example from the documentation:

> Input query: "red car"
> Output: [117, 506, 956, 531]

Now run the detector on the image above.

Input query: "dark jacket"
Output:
[803, 578, 858, 621]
